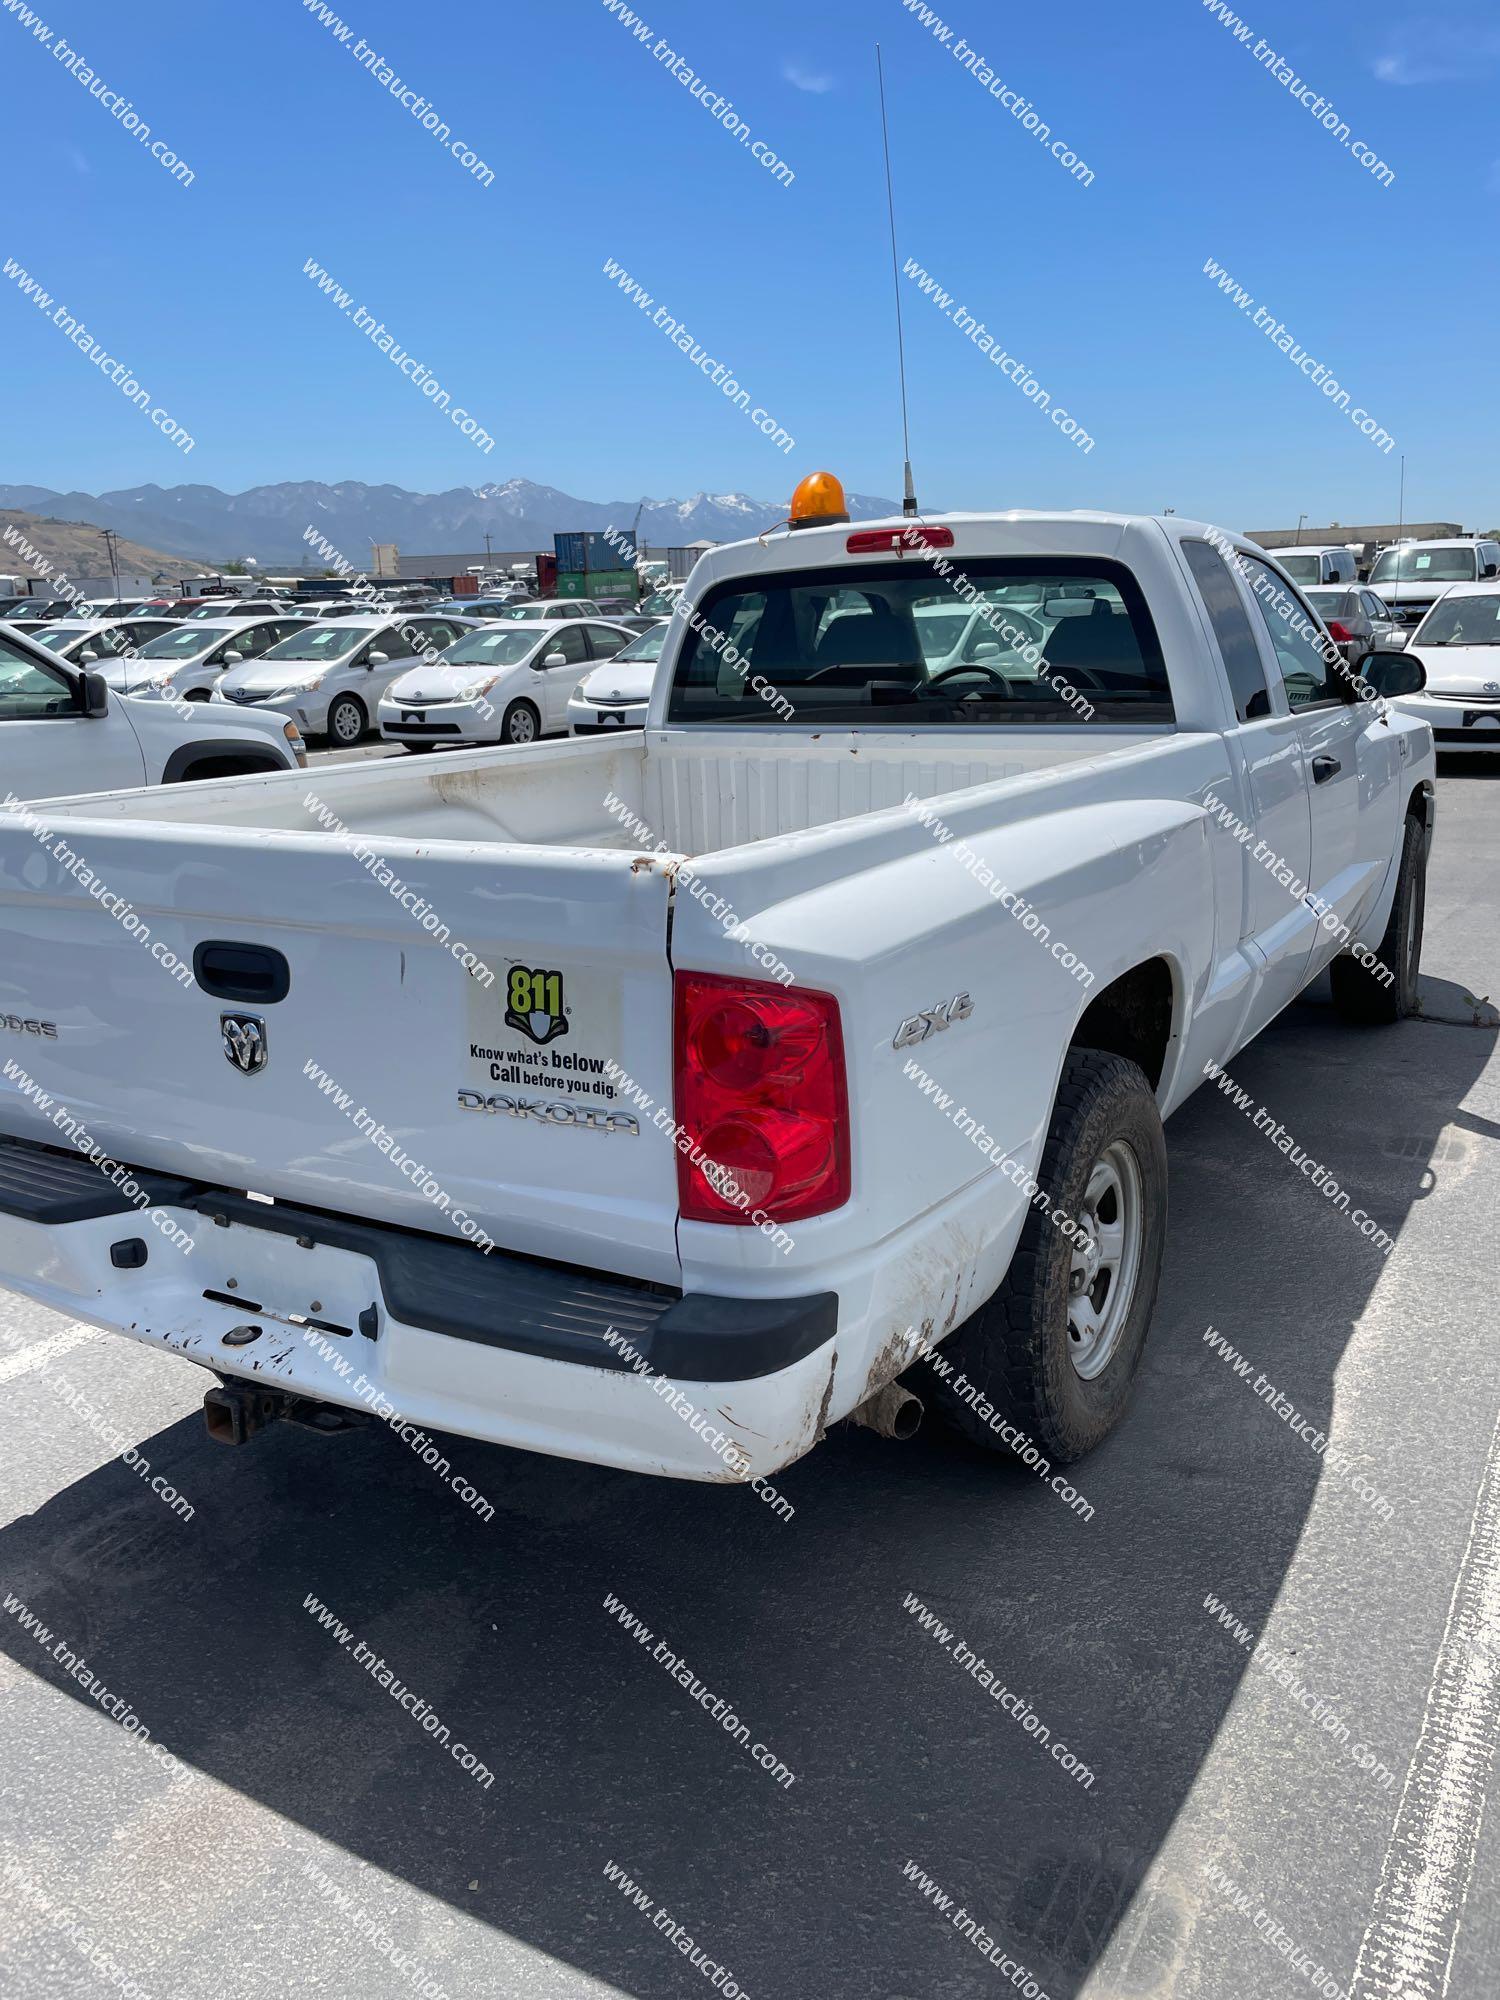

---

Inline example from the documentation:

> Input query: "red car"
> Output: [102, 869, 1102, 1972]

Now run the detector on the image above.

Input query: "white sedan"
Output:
[104, 616, 307, 701]
[22, 615, 182, 665]
[1396, 582, 1500, 753]
[566, 622, 670, 733]
[378, 618, 636, 749]
[212, 614, 476, 744]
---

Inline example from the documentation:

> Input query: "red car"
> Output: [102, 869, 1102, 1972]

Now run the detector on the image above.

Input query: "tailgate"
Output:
[0, 815, 681, 1283]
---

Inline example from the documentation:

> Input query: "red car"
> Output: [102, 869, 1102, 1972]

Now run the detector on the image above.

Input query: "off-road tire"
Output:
[1329, 812, 1425, 1025]
[923, 1049, 1168, 1464]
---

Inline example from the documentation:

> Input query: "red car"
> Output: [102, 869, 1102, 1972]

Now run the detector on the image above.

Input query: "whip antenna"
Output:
[876, 44, 918, 518]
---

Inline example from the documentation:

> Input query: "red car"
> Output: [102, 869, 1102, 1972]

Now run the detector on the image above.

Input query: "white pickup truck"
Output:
[0, 498, 1435, 1482]
[0, 619, 307, 802]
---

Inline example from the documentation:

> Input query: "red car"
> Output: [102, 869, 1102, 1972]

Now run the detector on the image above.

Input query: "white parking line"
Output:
[0, 1322, 99, 1384]
[1349, 1396, 1500, 1999]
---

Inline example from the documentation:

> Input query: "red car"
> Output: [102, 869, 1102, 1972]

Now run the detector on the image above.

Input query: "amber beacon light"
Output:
[787, 470, 850, 530]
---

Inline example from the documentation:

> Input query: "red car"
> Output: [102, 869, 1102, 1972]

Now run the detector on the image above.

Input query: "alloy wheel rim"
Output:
[1067, 1140, 1144, 1381]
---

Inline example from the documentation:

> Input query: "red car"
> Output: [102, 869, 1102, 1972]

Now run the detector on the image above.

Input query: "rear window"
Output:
[1275, 553, 1323, 584]
[664, 558, 1170, 728]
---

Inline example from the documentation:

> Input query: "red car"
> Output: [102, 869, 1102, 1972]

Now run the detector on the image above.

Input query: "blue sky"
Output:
[4, 0, 1497, 531]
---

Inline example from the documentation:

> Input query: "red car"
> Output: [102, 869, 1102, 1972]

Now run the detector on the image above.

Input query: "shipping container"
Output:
[553, 530, 638, 574]
[556, 568, 638, 599]
[535, 552, 558, 596]
[450, 574, 479, 595]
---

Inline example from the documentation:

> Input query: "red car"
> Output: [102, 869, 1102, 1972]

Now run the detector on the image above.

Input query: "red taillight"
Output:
[673, 972, 850, 1225]
[845, 525, 954, 554]
[1325, 621, 1354, 643]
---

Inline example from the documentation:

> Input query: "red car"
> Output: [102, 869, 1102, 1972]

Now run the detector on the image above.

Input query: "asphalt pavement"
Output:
[1, 758, 1498, 2000]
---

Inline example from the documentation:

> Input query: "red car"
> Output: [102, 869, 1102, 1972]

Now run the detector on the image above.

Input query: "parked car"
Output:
[212, 614, 476, 744]
[0, 500, 1435, 1489]
[497, 597, 603, 621]
[1368, 539, 1500, 629]
[1273, 545, 1358, 588]
[4, 598, 92, 627]
[73, 598, 163, 620]
[433, 597, 532, 621]
[23, 616, 182, 664]
[185, 597, 296, 621]
[1392, 583, 1500, 752]
[378, 618, 635, 748]
[110, 617, 309, 702]
[0, 619, 306, 802]
[567, 622, 670, 733]
[1301, 586, 1404, 662]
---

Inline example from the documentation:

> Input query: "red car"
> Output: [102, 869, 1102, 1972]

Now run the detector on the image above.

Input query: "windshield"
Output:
[138, 625, 232, 659]
[1413, 595, 1500, 646]
[31, 627, 78, 650]
[498, 605, 551, 620]
[1371, 546, 1478, 584]
[666, 560, 1170, 728]
[435, 628, 539, 667]
[260, 624, 367, 661]
[613, 627, 668, 663]
[1276, 554, 1324, 584]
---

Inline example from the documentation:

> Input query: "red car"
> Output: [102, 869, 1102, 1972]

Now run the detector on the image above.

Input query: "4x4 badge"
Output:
[504, 966, 570, 1047]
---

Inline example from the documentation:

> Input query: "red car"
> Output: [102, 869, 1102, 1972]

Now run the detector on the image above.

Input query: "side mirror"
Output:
[971, 639, 1003, 665]
[80, 670, 110, 718]
[1359, 649, 1426, 698]
[542, 650, 568, 667]
[366, 650, 390, 667]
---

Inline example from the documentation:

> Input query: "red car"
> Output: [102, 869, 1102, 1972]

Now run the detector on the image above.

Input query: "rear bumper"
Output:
[0, 1135, 837, 1481]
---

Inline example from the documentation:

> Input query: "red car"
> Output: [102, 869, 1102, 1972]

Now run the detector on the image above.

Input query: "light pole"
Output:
[1294, 513, 1307, 546]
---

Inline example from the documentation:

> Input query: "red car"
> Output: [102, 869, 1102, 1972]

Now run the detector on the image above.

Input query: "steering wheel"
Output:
[925, 662, 1015, 696]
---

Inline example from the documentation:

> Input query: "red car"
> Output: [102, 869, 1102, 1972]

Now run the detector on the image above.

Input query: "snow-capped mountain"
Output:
[0, 479, 902, 566]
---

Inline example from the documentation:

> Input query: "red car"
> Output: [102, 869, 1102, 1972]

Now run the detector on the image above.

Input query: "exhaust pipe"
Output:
[849, 1383, 923, 1440]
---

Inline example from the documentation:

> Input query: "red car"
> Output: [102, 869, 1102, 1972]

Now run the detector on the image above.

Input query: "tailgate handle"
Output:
[193, 941, 291, 1004]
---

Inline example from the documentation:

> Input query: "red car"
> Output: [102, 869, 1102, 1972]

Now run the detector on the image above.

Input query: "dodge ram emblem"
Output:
[221, 1012, 268, 1075]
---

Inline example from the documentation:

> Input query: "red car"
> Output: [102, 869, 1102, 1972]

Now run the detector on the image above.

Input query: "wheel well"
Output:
[168, 754, 282, 784]
[1069, 957, 1174, 1089]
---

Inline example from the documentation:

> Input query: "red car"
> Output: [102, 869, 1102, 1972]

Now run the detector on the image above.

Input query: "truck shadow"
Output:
[0, 1003, 1493, 1998]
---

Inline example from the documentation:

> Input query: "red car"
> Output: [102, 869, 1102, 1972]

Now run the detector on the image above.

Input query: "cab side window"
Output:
[1181, 539, 1273, 722]
[0, 642, 77, 720]
[541, 627, 589, 665]
[1238, 556, 1344, 710]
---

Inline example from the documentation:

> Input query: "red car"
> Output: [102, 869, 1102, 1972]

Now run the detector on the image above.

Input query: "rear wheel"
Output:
[923, 1049, 1168, 1464]
[1329, 812, 1425, 1025]
[502, 700, 540, 745]
[325, 694, 366, 746]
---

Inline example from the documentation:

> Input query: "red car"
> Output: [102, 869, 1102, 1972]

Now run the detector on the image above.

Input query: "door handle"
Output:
[1312, 755, 1341, 784]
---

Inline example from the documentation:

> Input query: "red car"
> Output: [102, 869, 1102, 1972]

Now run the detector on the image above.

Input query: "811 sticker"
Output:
[504, 966, 568, 1046]
[468, 959, 623, 1105]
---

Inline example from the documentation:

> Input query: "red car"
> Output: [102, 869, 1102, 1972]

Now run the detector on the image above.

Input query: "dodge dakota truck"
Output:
[0, 487, 1435, 1483]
